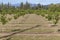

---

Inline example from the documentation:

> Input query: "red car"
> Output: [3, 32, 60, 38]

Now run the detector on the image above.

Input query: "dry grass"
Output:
[8, 35, 60, 40]
[0, 14, 60, 40]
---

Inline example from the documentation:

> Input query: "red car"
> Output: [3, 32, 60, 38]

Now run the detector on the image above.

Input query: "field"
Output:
[0, 2, 60, 40]
[0, 14, 60, 40]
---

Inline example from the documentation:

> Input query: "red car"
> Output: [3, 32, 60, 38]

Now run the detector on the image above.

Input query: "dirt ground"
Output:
[0, 14, 60, 40]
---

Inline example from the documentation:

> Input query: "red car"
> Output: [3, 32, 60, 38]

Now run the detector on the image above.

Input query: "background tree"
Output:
[24, 2, 31, 9]
[20, 2, 24, 9]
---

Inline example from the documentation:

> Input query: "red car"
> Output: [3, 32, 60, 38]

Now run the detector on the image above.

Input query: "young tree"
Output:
[54, 13, 59, 25]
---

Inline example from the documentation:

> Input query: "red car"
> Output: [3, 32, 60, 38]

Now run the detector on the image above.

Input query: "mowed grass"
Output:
[9, 35, 60, 40]
[0, 27, 57, 33]
[23, 27, 56, 33]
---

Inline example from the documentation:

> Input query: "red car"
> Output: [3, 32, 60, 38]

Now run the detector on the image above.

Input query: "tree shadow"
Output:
[51, 24, 58, 27]
[0, 25, 41, 39]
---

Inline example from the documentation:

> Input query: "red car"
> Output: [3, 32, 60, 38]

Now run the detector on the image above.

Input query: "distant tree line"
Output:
[0, 2, 60, 25]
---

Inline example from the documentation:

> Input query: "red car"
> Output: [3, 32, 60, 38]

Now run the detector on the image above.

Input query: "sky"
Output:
[0, 0, 60, 5]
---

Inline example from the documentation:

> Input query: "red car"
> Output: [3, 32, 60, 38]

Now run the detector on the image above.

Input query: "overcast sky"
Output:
[0, 0, 60, 5]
